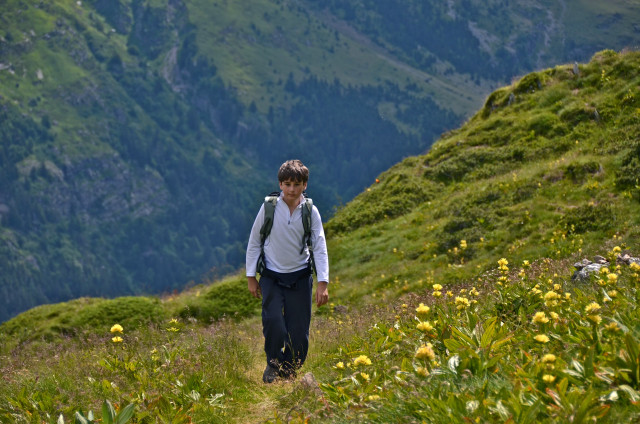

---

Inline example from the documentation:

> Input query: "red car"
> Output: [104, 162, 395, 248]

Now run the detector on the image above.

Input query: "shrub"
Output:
[560, 203, 614, 233]
[564, 161, 602, 183]
[179, 278, 260, 322]
[72, 296, 165, 330]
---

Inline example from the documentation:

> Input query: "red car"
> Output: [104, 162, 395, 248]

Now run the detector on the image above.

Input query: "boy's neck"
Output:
[282, 194, 301, 210]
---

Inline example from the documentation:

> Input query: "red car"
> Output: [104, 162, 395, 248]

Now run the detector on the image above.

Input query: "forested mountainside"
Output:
[1, 0, 639, 322]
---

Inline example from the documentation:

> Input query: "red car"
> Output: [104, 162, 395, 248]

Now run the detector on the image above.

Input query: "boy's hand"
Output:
[316, 281, 329, 307]
[248, 276, 261, 299]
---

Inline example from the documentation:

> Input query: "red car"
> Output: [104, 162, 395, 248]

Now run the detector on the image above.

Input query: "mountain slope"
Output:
[1, 0, 640, 323]
[326, 48, 640, 305]
[1, 49, 640, 423]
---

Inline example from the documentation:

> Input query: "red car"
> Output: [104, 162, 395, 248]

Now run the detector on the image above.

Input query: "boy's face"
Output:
[279, 178, 307, 204]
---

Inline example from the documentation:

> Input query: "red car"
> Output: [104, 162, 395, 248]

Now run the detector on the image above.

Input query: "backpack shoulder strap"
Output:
[300, 195, 313, 253]
[301, 195, 316, 274]
[259, 191, 280, 247]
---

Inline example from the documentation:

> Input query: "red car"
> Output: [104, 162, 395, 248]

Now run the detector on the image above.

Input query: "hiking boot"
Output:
[263, 364, 279, 383]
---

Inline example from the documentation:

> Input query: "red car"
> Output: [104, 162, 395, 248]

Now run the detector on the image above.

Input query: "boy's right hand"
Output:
[248, 276, 261, 299]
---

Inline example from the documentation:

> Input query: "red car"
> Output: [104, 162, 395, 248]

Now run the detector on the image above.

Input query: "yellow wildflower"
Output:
[455, 297, 470, 310]
[416, 303, 431, 315]
[416, 367, 429, 377]
[588, 315, 602, 324]
[360, 372, 370, 381]
[542, 374, 556, 383]
[550, 312, 559, 321]
[607, 273, 618, 283]
[417, 321, 434, 332]
[415, 343, 436, 361]
[607, 290, 618, 298]
[584, 302, 601, 315]
[335, 361, 345, 370]
[460, 240, 467, 249]
[541, 354, 557, 364]
[612, 246, 622, 254]
[111, 336, 123, 343]
[432, 283, 443, 291]
[470, 287, 479, 296]
[498, 258, 509, 267]
[367, 395, 380, 401]
[604, 322, 620, 332]
[600, 267, 610, 275]
[532, 312, 549, 324]
[353, 355, 372, 366]
[544, 291, 560, 301]
[110, 324, 123, 333]
[534, 334, 550, 343]
[446, 291, 454, 298]
[169, 318, 179, 324]
[630, 263, 640, 271]
[433, 291, 442, 298]
[523, 260, 531, 268]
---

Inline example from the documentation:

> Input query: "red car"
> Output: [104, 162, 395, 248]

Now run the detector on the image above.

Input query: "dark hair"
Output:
[278, 159, 309, 183]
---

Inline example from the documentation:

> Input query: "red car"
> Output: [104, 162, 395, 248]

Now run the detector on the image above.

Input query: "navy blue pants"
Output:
[259, 268, 313, 372]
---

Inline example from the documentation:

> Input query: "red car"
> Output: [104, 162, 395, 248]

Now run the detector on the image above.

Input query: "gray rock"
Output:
[594, 255, 608, 264]
[618, 254, 640, 266]
[573, 258, 593, 270]
[572, 256, 610, 282]
[300, 372, 323, 396]
[572, 263, 605, 282]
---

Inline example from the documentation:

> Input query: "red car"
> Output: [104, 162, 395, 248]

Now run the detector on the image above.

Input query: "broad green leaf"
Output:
[521, 400, 543, 424]
[115, 403, 135, 424]
[491, 334, 514, 352]
[584, 347, 595, 379]
[618, 385, 640, 402]
[74, 412, 88, 424]
[102, 400, 115, 424]
[444, 338, 465, 352]
[480, 317, 497, 349]
[450, 326, 475, 346]
[571, 359, 584, 375]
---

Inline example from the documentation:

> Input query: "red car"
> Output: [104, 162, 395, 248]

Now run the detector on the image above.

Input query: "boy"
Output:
[246, 159, 329, 383]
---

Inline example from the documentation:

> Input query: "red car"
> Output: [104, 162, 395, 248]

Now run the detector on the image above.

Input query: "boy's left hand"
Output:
[316, 281, 329, 307]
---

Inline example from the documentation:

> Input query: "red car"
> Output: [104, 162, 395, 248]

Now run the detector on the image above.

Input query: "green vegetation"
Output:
[2, 49, 640, 422]
[0, 0, 466, 322]
[2, 0, 640, 323]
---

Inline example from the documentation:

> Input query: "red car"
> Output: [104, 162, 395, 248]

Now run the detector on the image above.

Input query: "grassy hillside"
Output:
[1, 49, 640, 422]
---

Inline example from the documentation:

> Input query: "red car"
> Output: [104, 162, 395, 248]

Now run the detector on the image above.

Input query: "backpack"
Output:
[257, 191, 316, 275]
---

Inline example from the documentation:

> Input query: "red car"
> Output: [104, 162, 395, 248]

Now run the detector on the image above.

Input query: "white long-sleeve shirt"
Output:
[246, 193, 329, 283]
